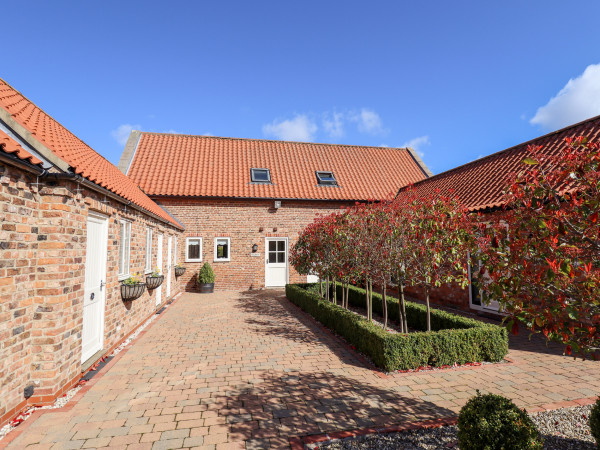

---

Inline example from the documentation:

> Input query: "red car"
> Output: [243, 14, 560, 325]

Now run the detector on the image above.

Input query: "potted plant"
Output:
[197, 262, 215, 293]
[121, 273, 146, 301]
[145, 267, 164, 290]
[174, 263, 186, 277]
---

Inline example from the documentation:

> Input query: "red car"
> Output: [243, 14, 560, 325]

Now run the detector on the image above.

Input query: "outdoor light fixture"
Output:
[259, 226, 264, 232]
[252, 243, 258, 252]
[274, 200, 281, 209]
[273, 227, 278, 232]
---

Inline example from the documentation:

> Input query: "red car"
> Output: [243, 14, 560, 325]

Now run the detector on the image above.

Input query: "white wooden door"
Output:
[265, 238, 288, 287]
[156, 234, 163, 306]
[167, 236, 172, 298]
[81, 212, 108, 363]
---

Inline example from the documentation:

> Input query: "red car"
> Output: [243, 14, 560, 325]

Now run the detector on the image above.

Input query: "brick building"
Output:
[400, 115, 600, 314]
[0, 78, 184, 427]
[119, 131, 432, 290]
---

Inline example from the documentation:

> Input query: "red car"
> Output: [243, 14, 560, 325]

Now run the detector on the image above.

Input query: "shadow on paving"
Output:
[219, 370, 455, 448]
[237, 290, 370, 370]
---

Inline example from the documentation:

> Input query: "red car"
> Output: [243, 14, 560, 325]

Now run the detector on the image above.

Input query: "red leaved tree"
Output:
[475, 137, 600, 357]
[398, 188, 473, 331]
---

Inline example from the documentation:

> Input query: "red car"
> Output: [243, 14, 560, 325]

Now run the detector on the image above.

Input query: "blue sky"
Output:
[3, 1, 600, 174]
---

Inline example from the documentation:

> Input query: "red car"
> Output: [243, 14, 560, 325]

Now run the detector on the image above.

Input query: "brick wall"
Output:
[0, 162, 182, 427]
[157, 197, 352, 291]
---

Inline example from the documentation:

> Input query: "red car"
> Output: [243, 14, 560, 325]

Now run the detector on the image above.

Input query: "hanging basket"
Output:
[145, 275, 164, 290]
[120, 282, 146, 301]
[175, 267, 186, 277]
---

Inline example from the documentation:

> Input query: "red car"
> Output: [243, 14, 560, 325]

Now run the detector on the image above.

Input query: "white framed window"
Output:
[145, 227, 153, 273]
[185, 237, 202, 262]
[214, 237, 231, 262]
[118, 220, 131, 279]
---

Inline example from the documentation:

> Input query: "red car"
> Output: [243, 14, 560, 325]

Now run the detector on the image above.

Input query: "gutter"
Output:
[0, 152, 47, 176]
[2, 162, 184, 231]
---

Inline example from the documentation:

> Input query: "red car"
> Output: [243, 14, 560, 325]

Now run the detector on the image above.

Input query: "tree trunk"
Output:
[400, 283, 408, 333]
[326, 277, 330, 301]
[426, 288, 431, 332]
[319, 277, 323, 298]
[346, 285, 350, 309]
[382, 283, 388, 330]
[333, 278, 337, 305]
[367, 280, 373, 321]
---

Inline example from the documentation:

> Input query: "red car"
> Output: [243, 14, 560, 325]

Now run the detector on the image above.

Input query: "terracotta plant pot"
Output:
[120, 283, 146, 301]
[145, 275, 164, 290]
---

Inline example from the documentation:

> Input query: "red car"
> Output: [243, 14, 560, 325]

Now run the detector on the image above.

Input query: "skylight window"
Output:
[250, 168, 271, 183]
[316, 171, 337, 186]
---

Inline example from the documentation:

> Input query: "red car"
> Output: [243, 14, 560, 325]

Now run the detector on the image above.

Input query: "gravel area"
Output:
[319, 405, 597, 449]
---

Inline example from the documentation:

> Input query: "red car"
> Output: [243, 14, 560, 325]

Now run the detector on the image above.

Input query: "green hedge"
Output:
[286, 283, 508, 371]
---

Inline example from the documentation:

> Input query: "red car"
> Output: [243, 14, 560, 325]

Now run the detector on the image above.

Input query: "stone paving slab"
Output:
[3, 290, 599, 449]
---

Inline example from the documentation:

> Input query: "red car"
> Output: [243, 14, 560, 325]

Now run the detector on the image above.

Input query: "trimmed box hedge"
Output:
[285, 283, 509, 372]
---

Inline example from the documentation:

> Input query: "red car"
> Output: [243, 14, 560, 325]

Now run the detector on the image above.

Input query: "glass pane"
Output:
[269, 253, 277, 263]
[277, 252, 285, 263]
[277, 241, 285, 251]
[269, 241, 276, 252]
[188, 241, 200, 260]
[216, 239, 228, 259]
[252, 169, 270, 182]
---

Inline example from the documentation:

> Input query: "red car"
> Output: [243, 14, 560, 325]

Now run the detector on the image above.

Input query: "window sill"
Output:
[118, 274, 130, 281]
[214, 259, 230, 263]
[185, 259, 202, 263]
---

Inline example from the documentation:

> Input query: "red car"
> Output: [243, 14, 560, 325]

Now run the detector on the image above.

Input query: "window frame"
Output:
[118, 220, 131, 280]
[185, 237, 203, 262]
[145, 227, 153, 273]
[315, 170, 338, 186]
[250, 168, 271, 184]
[214, 237, 231, 262]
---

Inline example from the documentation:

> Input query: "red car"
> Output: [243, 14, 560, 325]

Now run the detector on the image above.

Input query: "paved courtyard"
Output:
[4, 290, 599, 449]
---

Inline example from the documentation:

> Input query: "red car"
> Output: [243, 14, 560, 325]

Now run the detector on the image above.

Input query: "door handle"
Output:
[100, 280, 105, 291]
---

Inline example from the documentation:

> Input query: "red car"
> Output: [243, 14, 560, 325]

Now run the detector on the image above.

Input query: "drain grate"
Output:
[81, 356, 113, 382]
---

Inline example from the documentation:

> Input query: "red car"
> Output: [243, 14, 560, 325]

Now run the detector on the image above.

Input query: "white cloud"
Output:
[111, 123, 142, 146]
[403, 135, 430, 158]
[262, 115, 318, 141]
[349, 108, 385, 135]
[531, 63, 600, 129]
[322, 112, 345, 139]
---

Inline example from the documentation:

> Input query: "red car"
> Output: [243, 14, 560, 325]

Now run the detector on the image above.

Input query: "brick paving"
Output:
[4, 290, 599, 449]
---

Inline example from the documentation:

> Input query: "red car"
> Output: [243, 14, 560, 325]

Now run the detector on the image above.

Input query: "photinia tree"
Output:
[476, 137, 600, 357]
[398, 188, 473, 331]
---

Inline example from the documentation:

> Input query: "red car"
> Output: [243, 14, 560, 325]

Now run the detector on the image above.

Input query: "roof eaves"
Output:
[0, 106, 70, 172]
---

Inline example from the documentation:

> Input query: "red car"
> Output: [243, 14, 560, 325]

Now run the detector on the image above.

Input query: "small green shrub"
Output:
[458, 391, 543, 450]
[197, 262, 215, 284]
[286, 283, 509, 371]
[590, 397, 600, 447]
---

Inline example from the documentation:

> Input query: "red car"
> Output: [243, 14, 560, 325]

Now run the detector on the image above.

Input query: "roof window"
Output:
[316, 171, 337, 186]
[250, 168, 271, 183]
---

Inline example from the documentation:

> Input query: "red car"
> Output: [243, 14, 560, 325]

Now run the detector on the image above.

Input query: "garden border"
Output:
[286, 283, 509, 372]
[288, 397, 600, 449]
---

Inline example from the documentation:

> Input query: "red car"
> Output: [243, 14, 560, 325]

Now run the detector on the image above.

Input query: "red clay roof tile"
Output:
[127, 133, 430, 201]
[401, 116, 600, 211]
[0, 130, 43, 166]
[0, 78, 181, 228]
